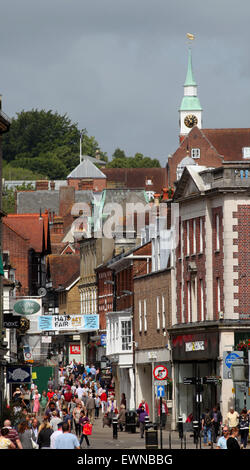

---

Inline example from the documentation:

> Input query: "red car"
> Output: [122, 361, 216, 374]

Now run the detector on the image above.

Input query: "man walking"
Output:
[86, 393, 95, 425]
[2, 420, 23, 449]
[226, 407, 239, 430]
[50, 421, 63, 449]
[55, 422, 80, 449]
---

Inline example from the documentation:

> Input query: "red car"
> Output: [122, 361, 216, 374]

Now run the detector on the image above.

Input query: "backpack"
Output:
[204, 413, 211, 426]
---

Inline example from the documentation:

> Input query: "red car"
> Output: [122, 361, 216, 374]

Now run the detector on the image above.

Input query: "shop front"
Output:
[170, 329, 220, 424]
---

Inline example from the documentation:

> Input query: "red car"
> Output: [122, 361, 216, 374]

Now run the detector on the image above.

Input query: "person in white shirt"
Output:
[226, 407, 240, 429]
[50, 421, 63, 449]
[76, 385, 84, 400]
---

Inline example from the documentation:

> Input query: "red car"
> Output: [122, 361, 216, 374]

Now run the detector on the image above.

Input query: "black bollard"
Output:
[113, 415, 118, 439]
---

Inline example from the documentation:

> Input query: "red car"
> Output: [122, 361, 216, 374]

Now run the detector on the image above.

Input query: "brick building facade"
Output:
[169, 161, 250, 427]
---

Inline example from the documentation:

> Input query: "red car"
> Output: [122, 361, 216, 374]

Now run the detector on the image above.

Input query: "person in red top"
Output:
[100, 391, 107, 414]
[157, 398, 169, 429]
[64, 387, 73, 403]
[47, 389, 54, 402]
[138, 399, 150, 416]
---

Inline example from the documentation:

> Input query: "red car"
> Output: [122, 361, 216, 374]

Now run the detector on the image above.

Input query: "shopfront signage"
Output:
[13, 299, 41, 316]
[6, 365, 32, 384]
[38, 314, 99, 332]
[3, 314, 21, 329]
[185, 341, 205, 352]
[70, 344, 81, 355]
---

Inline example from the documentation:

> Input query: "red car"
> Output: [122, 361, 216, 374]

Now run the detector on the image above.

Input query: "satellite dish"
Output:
[38, 287, 47, 297]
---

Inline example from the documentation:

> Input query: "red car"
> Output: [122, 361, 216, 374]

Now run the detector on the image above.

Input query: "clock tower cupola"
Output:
[179, 47, 202, 142]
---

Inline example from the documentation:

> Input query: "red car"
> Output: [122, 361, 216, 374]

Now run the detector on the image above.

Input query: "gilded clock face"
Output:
[184, 114, 198, 128]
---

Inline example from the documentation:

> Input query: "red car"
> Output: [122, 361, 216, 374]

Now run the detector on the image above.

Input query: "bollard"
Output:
[178, 416, 184, 440]
[169, 431, 171, 449]
[113, 415, 118, 439]
[145, 418, 158, 450]
[193, 420, 199, 446]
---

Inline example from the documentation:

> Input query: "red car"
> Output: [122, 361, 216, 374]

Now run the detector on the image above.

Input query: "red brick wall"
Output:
[167, 127, 223, 186]
[233, 205, 250, 318]
[97, 268, 114, 331]
[67, 178, 106, 191]
[176, 216, 206, 324]
[134, 269, 171, 350]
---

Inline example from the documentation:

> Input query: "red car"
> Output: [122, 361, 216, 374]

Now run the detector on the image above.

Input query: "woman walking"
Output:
[33, 390, 40, 417]
[17, 421, 33, 449]
[40, 391, 48, 414]
[37, 416, 53, 449]
[79, 411, 91, 448]
[239, 409, 250, 449]
[73, 402, 82, 437]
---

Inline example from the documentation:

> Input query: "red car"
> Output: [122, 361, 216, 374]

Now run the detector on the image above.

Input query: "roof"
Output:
[67, 158, 107, 179]
[47, 254, 80, 289]
[184, 48, 197, 87]
[202, 128, 250, 161]
[3, 213, 50, 253]
[179, 96, 202, 112]
[102, 168, 167, 192]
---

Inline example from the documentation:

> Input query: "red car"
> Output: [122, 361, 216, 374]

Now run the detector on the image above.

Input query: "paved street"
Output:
[78, 415, 245, 450]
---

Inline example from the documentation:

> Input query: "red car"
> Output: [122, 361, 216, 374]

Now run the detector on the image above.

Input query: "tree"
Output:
[107, 151, 161, 168]
[2, 109, 106, 178]
[2, 182, 35, 214]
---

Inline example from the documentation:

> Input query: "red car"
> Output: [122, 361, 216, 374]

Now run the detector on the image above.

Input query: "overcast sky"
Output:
[1, 0, 250, 165]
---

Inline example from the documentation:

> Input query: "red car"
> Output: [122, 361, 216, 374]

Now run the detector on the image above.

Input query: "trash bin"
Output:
[145, 422, 158, 449]
[125, 410, 137, 433]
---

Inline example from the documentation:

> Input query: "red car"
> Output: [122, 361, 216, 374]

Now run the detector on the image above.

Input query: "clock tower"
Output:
[179, 48, 202, 142]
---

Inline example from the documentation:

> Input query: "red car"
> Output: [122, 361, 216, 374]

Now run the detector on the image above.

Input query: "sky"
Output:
[1, 0, 250, 166]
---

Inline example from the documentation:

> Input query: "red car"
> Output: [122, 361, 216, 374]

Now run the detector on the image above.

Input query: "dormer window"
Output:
[242, 147, 250, 159]
[191, 148, 200, 159]
[146, 178, 153, 185]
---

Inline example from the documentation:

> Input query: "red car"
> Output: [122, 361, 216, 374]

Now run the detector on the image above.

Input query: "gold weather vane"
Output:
[186, 33, 195, 41]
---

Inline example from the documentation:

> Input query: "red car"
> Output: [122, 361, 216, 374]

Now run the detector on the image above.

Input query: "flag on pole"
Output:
[186, 33, 195, 40]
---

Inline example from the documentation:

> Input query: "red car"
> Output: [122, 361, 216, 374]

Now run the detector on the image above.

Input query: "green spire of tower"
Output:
[184, 48, 197, 87]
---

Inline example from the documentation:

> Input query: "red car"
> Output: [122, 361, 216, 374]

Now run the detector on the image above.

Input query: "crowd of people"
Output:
[0, 361, 117, 449]
[201, 405, 250, 449]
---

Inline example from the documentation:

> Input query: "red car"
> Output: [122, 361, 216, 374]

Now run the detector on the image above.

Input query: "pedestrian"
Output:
[157, 398, 168, 429]
[50, 410, 63, 432]
[216, 426, 230, 449]
[55, 422, 80, 449]
[100, 390, 107, 414]
[201, 408, 212, 446]
[86, 393, 95, 424]
[79, 411, 91, 448]
[239, 409, 249, 449]
[120, 393, 126, 409]
[73, 402, 82, 437]
[47, 388, 54, 402]
[210, 406, 222, 443]
[62, 407, 72, 429]
[33, 390, 40, 417]
[47, 377, 54, 391]
[107, 395, 118, 422]
[31, 417, 40, 443]
[17, 421, 33, 449]
[226, 407, 240, 430]
[138, 399, 150, 416]
[23, 386, 31, 411]
[0, 427, 16, 449]
[227, 427, 241, 450]
[40, 391, 48, 414]
[95, 395, 101, 419]
[1, 420, 23, 449]
[136, 405, 148, 438]
[37, 417, 53, 449]
[50, 421, 63, 449]
[118, 404, 126, 431]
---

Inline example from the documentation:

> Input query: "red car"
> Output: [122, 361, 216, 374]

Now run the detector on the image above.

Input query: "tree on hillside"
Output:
[107, 150, 161, 168]
[2, 109, 107, 178]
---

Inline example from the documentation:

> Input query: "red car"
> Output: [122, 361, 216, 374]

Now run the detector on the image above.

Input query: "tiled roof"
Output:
[202, 128, 250, 161]
[102, 168, 167, 192]
[47, 254, 80, 289]
[3, 213, 50, 253]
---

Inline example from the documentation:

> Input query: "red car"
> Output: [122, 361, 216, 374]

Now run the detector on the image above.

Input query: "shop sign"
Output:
[38, 314, 99, 332]
[3, 314, 21, 329]
[70, 344, 81, 355]
[7, 365, 32, 384]
[185, 341, 205, 352]
[13, 298, 41, 316]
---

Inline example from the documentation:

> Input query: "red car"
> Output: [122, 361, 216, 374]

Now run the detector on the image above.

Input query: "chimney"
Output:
[162, 187, 169, 201]
[52, 216, 64, 234]
[50, 181, 55, 190]
[154, 193, 161, 206]
[59, 186, 75, 218]
[36, 180, 49, 191]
